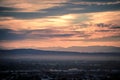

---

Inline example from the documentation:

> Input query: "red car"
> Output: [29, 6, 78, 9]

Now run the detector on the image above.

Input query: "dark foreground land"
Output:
[0, 60, 120, 80]
[0, 49, 120, 80]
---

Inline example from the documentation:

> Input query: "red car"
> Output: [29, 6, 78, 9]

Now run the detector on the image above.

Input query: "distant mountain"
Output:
[0, 48, 120, 61]
[41, 46, 120, 53]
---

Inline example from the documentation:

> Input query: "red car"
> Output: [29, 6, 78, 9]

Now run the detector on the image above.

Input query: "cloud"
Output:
[0, 29, 27, 41]
[40, 1, 120, 16]
[85, 35, 120, 42]
[0, 14, 80, 30]
[0, 0, 120, 48]
[0, 0, 120, 19]
[0, 12, 46, 19]
[0, 6, 22, 12]
[87, 11, 120, 25]
[0, 29, 76, 41]
[62, 35, 120, 42]
[70, 0, 120, 5]
[0, 27, 120, 48]
[95, 29, 116, 32]
[110, 25, 120, 29]
[75, 0, 118, 2]
[0, 11, 120, 42]
[0, 0, 68, 12]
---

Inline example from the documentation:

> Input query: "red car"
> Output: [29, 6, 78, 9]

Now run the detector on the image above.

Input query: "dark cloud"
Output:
[69, 3, 120, 12]
[70, 0, 119, 2]
[0, 6, 22, 12]
[95, 23, 120, 30]
[72, 31, 91, 38]
[95, 30, 116, 32]
[0, 29, 75, 41]
[110, 26, 120, 29]
[0, 29, 26, 41]
[0, 12, 46, 19]
[0, 29, 28, 41]
[96, 23, 111, 27]
[40, 2, 120, 15]
[78, 34, 90, 38]
[0, 1, 120, 19]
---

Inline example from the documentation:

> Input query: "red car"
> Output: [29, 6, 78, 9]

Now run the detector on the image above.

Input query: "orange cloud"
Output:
[0, 7, 120, 49]
[87, 11, 120, 25]
[1, 39, 120, 49]
[0, 0, 69, 12]
[0, 14, 78, 30]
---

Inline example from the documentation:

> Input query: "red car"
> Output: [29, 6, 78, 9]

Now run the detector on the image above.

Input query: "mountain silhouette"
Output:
[41, 46, 120, 53]
[0, 48, 120, 61]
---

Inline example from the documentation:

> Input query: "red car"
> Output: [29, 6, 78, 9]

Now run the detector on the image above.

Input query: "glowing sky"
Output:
[0, 0, 120, 49]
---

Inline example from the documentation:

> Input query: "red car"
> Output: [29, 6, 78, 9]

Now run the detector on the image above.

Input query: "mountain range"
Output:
[0, 46, 120, 61]
[39, 46, 120, 53]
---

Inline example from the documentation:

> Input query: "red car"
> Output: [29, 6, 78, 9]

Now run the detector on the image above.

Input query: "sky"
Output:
[0, 0, 120, 49]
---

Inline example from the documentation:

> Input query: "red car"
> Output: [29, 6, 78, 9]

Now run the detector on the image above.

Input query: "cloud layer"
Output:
[0, 0, 120, 49]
